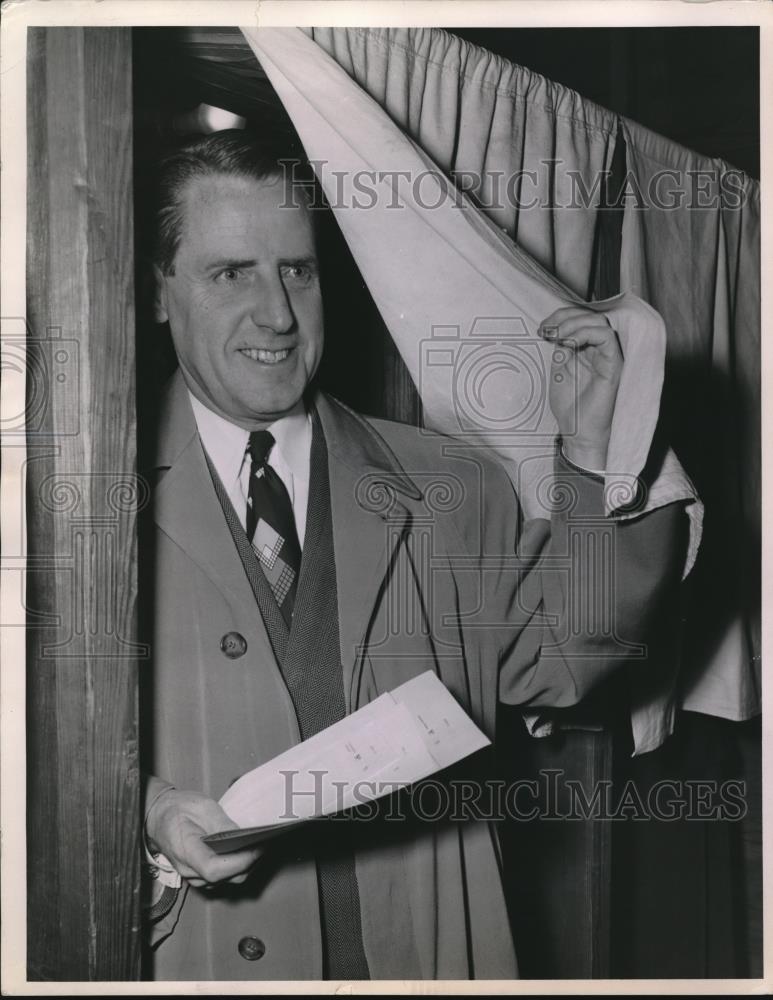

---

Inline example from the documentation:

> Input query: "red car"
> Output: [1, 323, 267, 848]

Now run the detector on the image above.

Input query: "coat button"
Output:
[220, 632, 247, 658]
[238, 936, 265, 961]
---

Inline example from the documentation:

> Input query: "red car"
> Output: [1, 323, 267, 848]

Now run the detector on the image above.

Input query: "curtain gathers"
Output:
[307, 26, 617, 300]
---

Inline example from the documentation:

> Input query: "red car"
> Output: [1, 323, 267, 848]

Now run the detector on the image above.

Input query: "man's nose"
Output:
[249, 273, 295, 335]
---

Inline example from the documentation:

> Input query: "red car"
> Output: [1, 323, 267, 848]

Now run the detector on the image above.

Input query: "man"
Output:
[141, 130, 686, 980]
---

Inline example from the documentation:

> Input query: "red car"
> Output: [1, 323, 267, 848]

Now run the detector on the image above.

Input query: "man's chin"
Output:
[233, 392, 306, 427]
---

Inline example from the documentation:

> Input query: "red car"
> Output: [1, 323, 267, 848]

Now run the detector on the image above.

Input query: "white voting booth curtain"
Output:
[241, 26, 758, 752]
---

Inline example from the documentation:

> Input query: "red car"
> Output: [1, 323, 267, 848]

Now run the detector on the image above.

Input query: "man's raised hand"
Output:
[539, 305, 624, 471]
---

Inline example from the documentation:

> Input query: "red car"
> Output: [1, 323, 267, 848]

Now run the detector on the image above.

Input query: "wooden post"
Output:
[25, 27, 141, 981]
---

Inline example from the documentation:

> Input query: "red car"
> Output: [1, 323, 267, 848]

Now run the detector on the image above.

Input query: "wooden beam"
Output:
[26, 27, 141, 981]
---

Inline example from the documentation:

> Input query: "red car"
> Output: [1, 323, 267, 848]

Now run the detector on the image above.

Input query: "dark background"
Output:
[453, 28, 759, 178]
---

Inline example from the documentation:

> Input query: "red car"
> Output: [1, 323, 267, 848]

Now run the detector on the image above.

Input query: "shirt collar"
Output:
[268, 405, 311, 483]
[187, 389, 310, 487]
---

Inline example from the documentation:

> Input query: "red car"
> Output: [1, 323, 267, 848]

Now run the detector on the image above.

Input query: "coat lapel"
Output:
[314, 392, 424, 711]
[150, 373, 276, 641]
[151, 376, 426, 714]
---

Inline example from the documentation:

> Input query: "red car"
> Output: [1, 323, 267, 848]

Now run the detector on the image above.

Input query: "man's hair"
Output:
[152, 129, 316, 276]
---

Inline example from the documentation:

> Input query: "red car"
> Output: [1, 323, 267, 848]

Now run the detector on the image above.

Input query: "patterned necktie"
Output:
[245, 430, 302, 626]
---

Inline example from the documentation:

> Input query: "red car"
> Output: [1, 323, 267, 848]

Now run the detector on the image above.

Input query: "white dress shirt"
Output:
[188, 391, 312, 548]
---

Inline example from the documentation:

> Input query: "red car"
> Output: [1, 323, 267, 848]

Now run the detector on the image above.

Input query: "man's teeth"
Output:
[240, 348, 291, 364]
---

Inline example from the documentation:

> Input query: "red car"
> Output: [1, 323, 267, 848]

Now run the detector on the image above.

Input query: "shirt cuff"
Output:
[557, 439, 606, 480]
[142, 820, 183, 925]
[141, 779, 183, 911]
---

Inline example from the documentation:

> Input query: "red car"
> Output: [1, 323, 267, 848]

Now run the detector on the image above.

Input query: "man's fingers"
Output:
[223, 870, 253, 886]
[212, 846, 263, 878]
[183, 852, 261, 886]
[171, 815, 263, 882]
[547, 329, 621, 369]
[539, 307, 611, 344]
[187, 867, 256, 890]
[185, 837, 262, 883]
[550, 326, 616, 351]
[147, 789, 263, 885]
[540, 313, 613, 341]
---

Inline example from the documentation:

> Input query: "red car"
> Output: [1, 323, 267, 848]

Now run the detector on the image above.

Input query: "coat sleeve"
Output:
[487, 449, 689, 709]
[140, 772, 188, 945]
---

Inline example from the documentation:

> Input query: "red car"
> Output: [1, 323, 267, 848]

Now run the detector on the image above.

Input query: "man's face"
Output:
[156, 172, 324, 429]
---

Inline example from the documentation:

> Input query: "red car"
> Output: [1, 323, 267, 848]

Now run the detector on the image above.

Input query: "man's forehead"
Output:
[179, 171, 298, 217]
[177, 171, 315, 254]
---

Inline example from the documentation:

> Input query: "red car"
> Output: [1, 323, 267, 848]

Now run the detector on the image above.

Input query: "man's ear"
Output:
[152, 264, 169, 324]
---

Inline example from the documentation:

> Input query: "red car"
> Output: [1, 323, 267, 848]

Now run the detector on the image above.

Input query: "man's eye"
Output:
[283, 264, 314, 282]
[216, 268, 242, 283]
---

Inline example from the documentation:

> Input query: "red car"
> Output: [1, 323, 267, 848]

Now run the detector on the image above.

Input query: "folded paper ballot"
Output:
[202, 671, 491, 854]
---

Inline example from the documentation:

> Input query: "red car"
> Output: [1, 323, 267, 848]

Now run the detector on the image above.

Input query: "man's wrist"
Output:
[559, 438, 607, 475]
[145, 784, 178, 853]
[142, 785, 183, 892]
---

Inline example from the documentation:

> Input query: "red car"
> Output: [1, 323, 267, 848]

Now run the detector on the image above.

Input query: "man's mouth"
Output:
[238, 347, 292, 365]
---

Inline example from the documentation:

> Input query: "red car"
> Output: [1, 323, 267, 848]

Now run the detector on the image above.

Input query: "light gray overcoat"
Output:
[144, 371, 683, 980]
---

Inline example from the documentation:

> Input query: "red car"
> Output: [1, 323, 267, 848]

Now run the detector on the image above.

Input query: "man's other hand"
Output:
[145, 787, 262, 888]
[539, 306, 623, 470]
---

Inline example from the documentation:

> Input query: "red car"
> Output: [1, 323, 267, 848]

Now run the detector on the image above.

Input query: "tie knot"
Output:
[248, 429, 275, 465]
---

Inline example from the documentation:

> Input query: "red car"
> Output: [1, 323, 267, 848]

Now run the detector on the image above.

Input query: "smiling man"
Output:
[155, 169, 324, 427]
[141, 130, 687, 981]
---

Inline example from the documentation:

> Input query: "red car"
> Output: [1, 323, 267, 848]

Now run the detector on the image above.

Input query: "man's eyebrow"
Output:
[279, 255, 319, 270]
[203, 258, 258, 274]
[201, 256, 319, 273]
